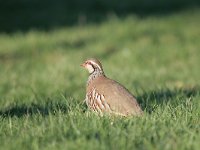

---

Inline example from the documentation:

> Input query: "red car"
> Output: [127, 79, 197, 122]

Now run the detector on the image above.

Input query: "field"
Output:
[0, 8, 200, 150]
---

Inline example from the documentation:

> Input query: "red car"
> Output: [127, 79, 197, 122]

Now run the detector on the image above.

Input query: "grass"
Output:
[1, 0, 200, 32]
[0, 9, 200, 150]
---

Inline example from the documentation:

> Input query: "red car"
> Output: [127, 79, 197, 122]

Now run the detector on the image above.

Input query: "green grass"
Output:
[0, 9, 200, 150]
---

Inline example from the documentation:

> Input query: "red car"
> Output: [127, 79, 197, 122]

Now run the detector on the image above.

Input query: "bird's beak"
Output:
[80, 62, 86, 67]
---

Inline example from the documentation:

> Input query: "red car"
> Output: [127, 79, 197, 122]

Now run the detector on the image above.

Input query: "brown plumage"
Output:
[81, 58, 143, 116]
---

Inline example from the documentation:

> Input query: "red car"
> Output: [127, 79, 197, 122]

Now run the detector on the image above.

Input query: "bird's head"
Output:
[81, 58, 104, 74]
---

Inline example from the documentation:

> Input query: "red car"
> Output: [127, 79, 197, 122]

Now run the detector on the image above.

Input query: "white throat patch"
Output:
[85, 64, 94, 74]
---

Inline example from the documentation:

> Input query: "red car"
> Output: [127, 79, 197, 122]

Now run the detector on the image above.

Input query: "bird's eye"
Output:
[87, 62, 92, 65]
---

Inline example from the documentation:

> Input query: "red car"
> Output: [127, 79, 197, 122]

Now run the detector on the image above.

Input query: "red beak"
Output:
[80, 63, 86, 67]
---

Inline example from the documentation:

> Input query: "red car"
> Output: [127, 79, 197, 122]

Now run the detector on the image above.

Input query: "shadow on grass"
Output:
[0, 101, 69, 118]
[1, 0, 200, 32]
[138, 86, 200, 113]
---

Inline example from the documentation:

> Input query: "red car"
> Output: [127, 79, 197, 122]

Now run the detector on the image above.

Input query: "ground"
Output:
[0, 9, 200, 150]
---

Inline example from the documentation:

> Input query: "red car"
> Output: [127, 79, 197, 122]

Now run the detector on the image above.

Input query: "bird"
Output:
[81, 58, 143, 116]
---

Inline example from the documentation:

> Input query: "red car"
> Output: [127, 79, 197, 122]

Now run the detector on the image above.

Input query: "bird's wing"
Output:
[94, 77, 143, 115]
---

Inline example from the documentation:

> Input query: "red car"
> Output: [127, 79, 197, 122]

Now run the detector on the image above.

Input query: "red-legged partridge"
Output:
[81, 58, 143, 116]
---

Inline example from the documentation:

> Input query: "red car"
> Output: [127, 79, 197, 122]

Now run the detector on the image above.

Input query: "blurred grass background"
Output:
[0, 0, 200, 32]
[0, 1, 200, 150]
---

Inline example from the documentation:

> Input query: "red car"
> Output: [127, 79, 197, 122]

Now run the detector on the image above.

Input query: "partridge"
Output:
[81, 58, 143, 116]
